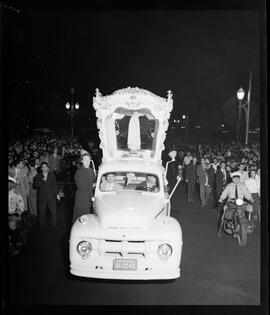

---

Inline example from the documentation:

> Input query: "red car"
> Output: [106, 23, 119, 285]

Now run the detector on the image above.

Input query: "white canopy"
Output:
[93, 87, 173, 164]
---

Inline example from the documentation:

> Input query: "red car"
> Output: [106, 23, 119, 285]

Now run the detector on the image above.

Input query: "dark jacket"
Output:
[48, 154, 61, 173]
[33, 172, 58, 201]
[215, 167, 230, 193]
[73, 167, 95, 215]
[167, 161, 178, 186]
[185, 163, 197, 183]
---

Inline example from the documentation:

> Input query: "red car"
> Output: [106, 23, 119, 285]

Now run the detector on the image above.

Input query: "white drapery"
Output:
[127, 112, 141, 151]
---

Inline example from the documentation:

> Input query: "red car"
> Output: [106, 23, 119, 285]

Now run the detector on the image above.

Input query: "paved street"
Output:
[6, 181, 260, 305]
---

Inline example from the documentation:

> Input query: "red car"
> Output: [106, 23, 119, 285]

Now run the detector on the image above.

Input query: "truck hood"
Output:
[95, 192, 164, 229]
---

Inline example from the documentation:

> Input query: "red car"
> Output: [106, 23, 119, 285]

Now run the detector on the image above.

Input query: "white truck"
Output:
[69, 87, 183, 280]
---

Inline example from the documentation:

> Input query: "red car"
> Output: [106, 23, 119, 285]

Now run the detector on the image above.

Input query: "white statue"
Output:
[127, 112, 141, 151]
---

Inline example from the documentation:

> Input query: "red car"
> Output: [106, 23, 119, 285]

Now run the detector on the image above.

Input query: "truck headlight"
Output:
[77, 241, 92, 259]
[158, 243, 172, 259]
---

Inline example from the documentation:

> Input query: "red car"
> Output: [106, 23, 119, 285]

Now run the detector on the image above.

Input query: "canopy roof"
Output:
[93, 87, 173, 164]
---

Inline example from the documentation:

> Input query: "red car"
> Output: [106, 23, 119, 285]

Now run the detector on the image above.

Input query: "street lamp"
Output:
[65, 87, 79, 137]
[182, 114, 189, 142]
[236, 71, 252, 145]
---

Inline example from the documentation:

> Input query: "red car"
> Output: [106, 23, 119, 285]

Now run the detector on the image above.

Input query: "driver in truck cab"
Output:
[218, 172, 254, 219]
[135, 174, 159, 192]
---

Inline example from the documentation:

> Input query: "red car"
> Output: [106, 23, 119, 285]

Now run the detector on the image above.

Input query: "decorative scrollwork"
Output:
[93, 87, 173, 163]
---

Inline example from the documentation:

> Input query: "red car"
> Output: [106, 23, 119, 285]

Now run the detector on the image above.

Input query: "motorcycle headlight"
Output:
[77, 241, 92, 259]
[158, 243, 173, 259]
[236, 199, 244, 206]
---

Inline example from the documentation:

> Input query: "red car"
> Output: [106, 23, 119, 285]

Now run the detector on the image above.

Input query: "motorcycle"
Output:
[217, 198, 254, 247]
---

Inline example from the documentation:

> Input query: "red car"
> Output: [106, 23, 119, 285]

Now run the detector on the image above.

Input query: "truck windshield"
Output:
[100, 172, 160, 193]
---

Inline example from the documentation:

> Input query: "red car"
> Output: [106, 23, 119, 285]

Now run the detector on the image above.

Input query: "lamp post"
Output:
[182, 114, 189, 142]
[65, 87, 79, 137]
[236, 70, 252, 145]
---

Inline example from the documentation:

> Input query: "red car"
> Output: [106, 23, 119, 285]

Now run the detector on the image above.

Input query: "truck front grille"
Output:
[91, 239, 156, 258]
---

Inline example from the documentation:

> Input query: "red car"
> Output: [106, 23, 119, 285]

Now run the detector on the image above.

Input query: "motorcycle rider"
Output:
[218, 171, 254, 221]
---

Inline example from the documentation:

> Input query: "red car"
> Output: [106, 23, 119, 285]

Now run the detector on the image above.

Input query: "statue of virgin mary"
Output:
[127, 112, 141, 151]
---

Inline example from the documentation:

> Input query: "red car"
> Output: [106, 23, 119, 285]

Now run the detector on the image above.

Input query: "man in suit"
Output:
[185, 157, 197, 202]
[197, 158, 215, 207]
[33, 162, 60, 230]
[48, 147, 61, 175]
[215, 161, 230, 205]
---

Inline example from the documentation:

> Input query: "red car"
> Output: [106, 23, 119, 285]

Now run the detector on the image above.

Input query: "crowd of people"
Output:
[8, 133, 81, 211]
[8, 132, 101, 255]
[8, 131, 261, 255]
[166, 140, 261, 220]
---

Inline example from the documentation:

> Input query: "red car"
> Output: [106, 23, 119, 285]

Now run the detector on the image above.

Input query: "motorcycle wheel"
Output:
[223, 221, 233, 234]
[247, 221, 254, 235]
[236, 217, 248, 247]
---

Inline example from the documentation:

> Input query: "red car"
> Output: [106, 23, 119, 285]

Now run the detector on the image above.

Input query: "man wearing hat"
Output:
[218, 171, 254, 218]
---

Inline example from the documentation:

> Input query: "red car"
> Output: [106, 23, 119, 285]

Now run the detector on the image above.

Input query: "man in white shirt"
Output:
[245, 169, 260, 221]
[183, 152, 193, 167]
[210, 157, 220, 173]
[218, 172, 254, 222]
[255, 168, 260, 183]
[238, 163, 249, 184]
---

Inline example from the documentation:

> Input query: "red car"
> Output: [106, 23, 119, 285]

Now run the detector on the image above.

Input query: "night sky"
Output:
[2, 2, 264, 132]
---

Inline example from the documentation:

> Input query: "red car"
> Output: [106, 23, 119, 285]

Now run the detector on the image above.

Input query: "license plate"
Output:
[113, 259, 137, 271]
